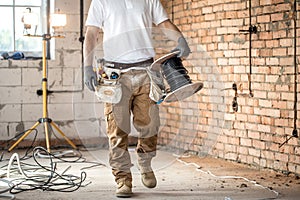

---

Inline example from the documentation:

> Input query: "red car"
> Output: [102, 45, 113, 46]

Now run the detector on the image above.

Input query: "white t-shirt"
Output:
[86, 0, 169, 63]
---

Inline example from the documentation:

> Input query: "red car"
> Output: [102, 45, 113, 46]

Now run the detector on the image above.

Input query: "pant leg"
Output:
[131, 71, 160, 173]
[104, 72, 134, 184]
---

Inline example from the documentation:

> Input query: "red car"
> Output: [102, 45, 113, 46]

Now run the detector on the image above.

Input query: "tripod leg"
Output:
[44, 122, 51, 153]
[8, 121, 40, 152]
[50, 121, 77, 149]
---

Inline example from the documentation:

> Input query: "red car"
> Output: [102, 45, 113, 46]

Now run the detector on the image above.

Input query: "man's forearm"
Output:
[157, 19, 183, 42]
[158, 19, 190, 57]
[83, 27, 99, 67]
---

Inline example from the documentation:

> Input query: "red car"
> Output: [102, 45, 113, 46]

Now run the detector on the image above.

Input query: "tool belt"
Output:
[104, 58, 154, 70]
[95, 58, 157, 104]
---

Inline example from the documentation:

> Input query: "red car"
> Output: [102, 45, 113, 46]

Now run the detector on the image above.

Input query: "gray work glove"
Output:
[172, 36, 191, 58]
[84, 66, 98, 92]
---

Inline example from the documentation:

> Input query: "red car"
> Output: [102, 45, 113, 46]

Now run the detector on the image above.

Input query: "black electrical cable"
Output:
[279, 0, 298, 148]
[0, 129, 104, 194]
[9, 146, 88, 194]
[46, 0, 85, 94]
[46, 0, 51, 59]
[161, 57, 192, 92]
[248, 0, 254, 97]
[239, 0, 257, 97]
[292, 0, 298, 137]
[0, 129, 38, 162]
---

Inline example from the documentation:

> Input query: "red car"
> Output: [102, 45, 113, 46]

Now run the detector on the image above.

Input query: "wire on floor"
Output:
[175, 154, 280, 200]
[5, 146, 88, 194]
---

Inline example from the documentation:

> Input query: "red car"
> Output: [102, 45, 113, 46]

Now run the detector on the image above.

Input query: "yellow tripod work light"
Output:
[8, 9, 76, 153]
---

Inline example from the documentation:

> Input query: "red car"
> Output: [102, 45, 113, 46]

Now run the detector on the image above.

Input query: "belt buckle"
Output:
[105, 62, 115, 68]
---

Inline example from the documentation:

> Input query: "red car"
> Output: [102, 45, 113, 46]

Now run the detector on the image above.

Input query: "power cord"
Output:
[175, 154, 279, 199]
[8, 146, 89, 194]
[0, 128, 38, 162]
[0, 178, 15, 199]
[0, 129, 107, 196]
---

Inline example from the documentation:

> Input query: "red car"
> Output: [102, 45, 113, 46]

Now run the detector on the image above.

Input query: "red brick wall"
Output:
[159, 0, 300, 174]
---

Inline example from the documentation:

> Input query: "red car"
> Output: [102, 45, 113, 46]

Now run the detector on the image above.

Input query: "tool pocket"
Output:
[95, 67, 122, 104]
[146, 68, 165, 103]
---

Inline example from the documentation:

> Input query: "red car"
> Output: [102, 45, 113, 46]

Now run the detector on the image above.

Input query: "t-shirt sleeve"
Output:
[85, 0, 104, 28]
[151, 0, 169, 25]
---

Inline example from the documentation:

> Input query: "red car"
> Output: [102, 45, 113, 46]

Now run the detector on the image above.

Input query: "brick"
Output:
[248, 131, 260, 140]
[279, 57, 293, 66]
[280, 38, 293, 47]
[238, 146, 248, 155]
[281, 92, 294, 101]
[275, 152, 289, 162]
[260, 0, 272, 6]
[253, 139, 266, 149]
[249, 148, 261, 157]
[266, 57, 279, 65]
[217, 58, 228, 65]
[257, 15, 271, 23]
[265, 75, 278, 84]
[216, 27, 228, 35]
[240, 137, 252, 147]
[234, 50, 247, 57]
[248, 115, 261, 123]
[221, 19, 243, 27]
[259, 49, 272, 57]
[261, 150, 275, 160]
[213, 4, 223, 12]
[229, 58, 240, 65]
[271, 13, 284, 21]
[253, 91, 267, 99]
[273, 30, 287, 39]
[225, 152, 238, 160]
[202, 6, 212, 14]
[204, 13, 216, 21]
[258, 32, 273, 40]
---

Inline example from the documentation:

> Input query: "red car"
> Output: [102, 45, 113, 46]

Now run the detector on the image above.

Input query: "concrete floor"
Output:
[1, 147, 300, 200]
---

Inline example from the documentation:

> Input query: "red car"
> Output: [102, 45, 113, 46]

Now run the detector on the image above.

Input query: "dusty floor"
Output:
[1, 147, 300, 200]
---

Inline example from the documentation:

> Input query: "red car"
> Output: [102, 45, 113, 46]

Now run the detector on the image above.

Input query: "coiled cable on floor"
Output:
[0, 179, 15, 199]
[8, 146, 88, 194]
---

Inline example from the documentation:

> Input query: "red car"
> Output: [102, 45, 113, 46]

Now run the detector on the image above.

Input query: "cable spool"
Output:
[162, 56, 192, 91]
[150, 51, 203, 102]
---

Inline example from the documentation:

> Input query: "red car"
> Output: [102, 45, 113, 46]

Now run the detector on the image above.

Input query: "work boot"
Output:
[141, 171, 157, 188]
[116, 180, 133, 198]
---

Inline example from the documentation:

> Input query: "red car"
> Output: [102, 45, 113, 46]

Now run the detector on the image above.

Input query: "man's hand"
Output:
[173, 36, 191, 58]
[84, 66, 98, 91]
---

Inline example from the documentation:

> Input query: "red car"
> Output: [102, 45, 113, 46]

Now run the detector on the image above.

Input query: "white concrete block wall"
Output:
[22, 68, 42, 86]
[0, 105, 22, 122]
[0, 68, 22, 86]
[0, 0, 102, 145]
[0, 87, 23, 104]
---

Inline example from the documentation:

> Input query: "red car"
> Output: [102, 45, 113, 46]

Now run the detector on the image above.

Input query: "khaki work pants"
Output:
[104, 69, 160, 184]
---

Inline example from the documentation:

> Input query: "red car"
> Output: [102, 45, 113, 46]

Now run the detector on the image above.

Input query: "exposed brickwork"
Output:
[159, 0, 300, 175]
